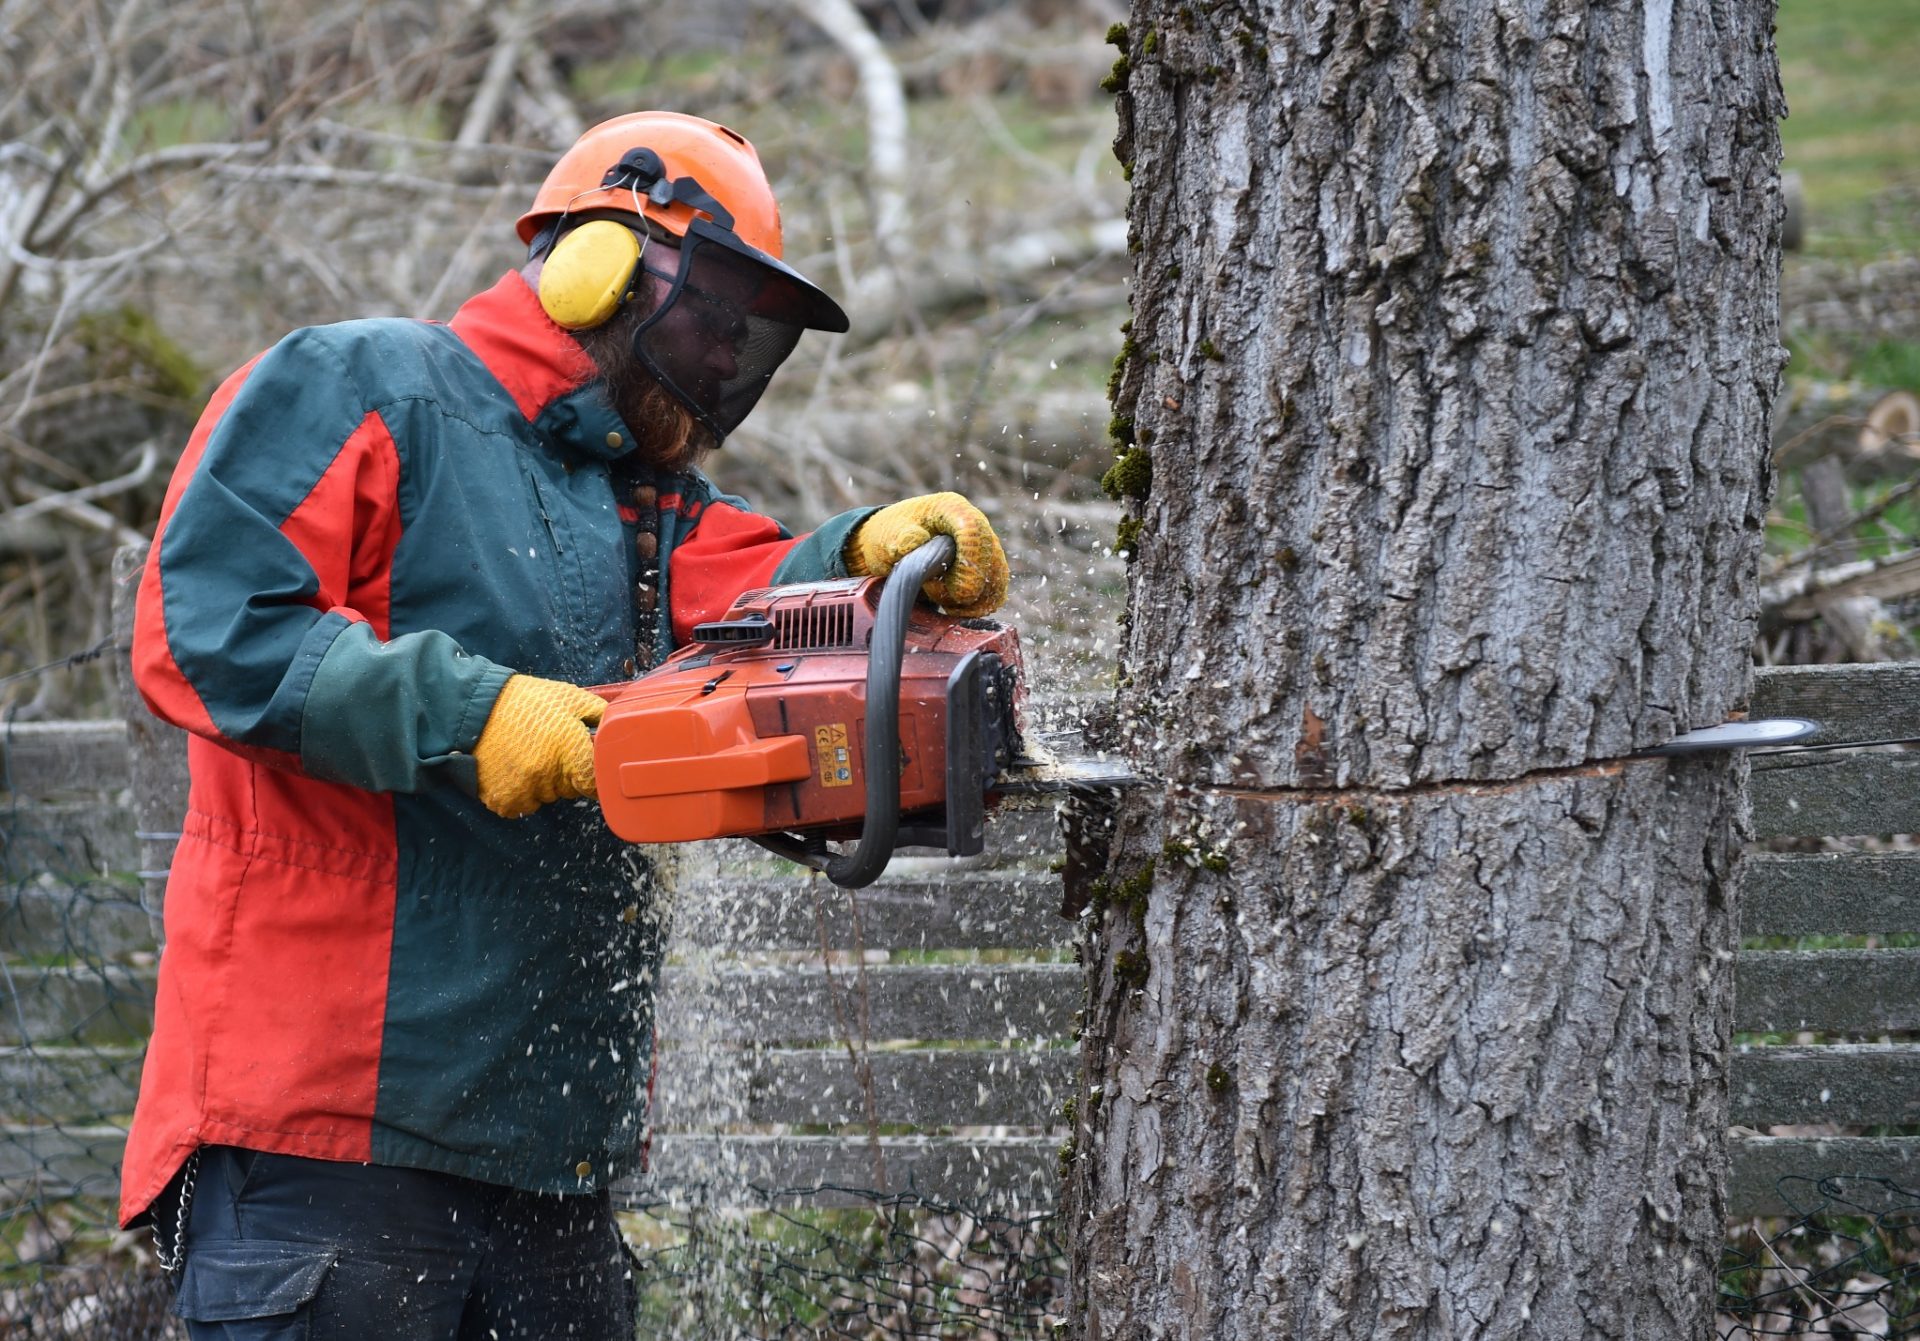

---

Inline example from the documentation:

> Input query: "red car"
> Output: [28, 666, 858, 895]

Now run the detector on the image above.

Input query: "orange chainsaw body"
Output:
[594, 577, 1022, 851]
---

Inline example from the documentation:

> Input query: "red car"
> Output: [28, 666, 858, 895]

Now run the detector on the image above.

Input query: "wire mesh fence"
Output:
[1, 792, 178, 1339]
[6, 707, 1920, 1339]
[1720, 1177, 1920, 1339]
[625, 1189, 1064, 1339]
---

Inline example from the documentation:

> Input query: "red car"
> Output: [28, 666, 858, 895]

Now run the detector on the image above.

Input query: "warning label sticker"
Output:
[816, 724, 853, 788]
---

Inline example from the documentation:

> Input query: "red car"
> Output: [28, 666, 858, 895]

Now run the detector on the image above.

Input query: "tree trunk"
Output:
[1065, 1, 1783, 1337]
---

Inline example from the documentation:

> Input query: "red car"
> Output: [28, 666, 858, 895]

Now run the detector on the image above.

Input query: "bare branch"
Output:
[1, 440, 157, 533]
[845, 217, 1126, 347]
[454, 3, 532, 152]
[1765, 549, 1920, 622]
[308, 119, 559, 165]
[0, 442, 155, 555]
[513, 35, 585, 147]
[207, 162, 535, 196]
[33, 141, 272, 250]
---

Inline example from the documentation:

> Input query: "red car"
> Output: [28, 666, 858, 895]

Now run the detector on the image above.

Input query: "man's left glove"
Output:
[472, 675, 606, 819]
[845, 492, 1009, 618]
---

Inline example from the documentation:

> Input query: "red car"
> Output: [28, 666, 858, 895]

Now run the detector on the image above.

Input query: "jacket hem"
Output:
[370, 1123, 641, 1197]
[118, 1131, 203, 1228]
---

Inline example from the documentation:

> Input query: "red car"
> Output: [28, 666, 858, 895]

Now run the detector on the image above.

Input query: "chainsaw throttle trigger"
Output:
[691, 615, 775, 647]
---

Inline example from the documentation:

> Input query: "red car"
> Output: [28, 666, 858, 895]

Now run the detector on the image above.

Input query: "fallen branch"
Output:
[454, 2, 546, 160]
[1764, 548, 1920, 624]
[512, 41, 585, 147]
[207, 162, 534, 197]
[1774, 386, 1920, 478]
[845, 217, 1127, 347]
[1768, 472, 1920, 578]
[32, 141, 273, 254]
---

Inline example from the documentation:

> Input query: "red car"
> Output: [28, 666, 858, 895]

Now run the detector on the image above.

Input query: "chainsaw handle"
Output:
[823, 533, 956, 889]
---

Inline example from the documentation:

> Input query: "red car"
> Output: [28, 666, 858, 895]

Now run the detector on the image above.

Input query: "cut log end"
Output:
[1859, 389, 1920, 460]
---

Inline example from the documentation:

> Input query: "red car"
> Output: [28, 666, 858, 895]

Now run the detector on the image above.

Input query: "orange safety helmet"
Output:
[517, 111, 785, 258]
[519, 111, 848, 444]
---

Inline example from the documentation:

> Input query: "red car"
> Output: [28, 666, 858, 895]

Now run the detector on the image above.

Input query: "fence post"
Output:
[109, 543, 187, 947]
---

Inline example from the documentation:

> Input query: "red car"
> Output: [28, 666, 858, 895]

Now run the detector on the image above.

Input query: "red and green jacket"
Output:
[121, 272, 873, 1224]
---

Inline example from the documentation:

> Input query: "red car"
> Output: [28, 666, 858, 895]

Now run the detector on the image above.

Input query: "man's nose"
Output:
[703, 338, 739, 380]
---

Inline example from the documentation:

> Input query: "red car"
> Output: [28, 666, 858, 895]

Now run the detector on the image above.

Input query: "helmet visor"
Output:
[630, 219, 848, 443]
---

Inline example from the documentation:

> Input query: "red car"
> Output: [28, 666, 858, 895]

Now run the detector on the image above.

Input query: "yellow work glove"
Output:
[472, 675, 606, 819]
[844, 492, 1010, 618]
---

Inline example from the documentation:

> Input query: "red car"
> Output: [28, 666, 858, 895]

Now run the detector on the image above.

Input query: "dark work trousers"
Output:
[167, 1146, 637, 1340]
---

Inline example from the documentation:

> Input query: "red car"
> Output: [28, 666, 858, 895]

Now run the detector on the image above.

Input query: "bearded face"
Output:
[573, 301, 718, 475]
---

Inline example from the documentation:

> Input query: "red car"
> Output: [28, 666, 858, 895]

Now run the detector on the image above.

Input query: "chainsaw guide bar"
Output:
[993, 733, 1144, 795]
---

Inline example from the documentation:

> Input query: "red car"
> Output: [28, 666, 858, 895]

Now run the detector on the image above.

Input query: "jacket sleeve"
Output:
[666, 480, 876, 646]
[132, 329, 512, 794]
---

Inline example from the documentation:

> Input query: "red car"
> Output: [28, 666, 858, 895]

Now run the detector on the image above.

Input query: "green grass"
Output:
[1768, 465, 1920, 562]
[333, 101, 450, 149]
[569, 50, 739, 104]
[1852, 337, 1920, 388]
[128, 97, 231, 151]
[1779, 0, 1920, 256]
[1790, 332, 1920, 385]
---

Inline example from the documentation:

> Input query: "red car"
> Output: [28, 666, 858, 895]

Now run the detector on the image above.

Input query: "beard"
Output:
[575, 313, 716, 474]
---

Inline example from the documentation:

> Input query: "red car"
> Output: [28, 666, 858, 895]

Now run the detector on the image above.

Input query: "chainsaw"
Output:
[593, 536, 1033, 888]
[592, 535, 1828, 891]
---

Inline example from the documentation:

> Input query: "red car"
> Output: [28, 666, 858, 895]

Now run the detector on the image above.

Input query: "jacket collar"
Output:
[449, 273, 633, 464]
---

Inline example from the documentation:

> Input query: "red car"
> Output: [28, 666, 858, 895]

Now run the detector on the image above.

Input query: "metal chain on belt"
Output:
[623, 475, 662, 663]
[152, 1147, 201, 1275]
[631, 483, 661, 617]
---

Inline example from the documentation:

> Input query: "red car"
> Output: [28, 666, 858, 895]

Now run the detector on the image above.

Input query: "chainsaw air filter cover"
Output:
[594, 576, 1023, 853]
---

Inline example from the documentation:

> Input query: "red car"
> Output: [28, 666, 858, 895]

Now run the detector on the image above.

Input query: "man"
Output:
[122, 110, 1008, 1338]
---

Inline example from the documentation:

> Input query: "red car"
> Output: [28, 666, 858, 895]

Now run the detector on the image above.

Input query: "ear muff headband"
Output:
[538, 219, 647, 331]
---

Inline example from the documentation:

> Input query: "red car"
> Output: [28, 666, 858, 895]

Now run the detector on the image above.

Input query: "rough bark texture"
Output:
[1066, 0, 1782, 1336]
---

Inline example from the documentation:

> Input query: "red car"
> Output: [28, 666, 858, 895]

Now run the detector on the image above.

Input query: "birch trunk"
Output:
[1064, 1, 1783, 1337]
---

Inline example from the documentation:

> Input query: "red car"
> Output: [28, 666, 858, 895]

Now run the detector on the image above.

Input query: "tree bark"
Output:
[1065, 1, 1783, 1337]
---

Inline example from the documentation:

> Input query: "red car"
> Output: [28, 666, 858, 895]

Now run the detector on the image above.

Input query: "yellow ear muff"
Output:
[538, 219, 644, 330]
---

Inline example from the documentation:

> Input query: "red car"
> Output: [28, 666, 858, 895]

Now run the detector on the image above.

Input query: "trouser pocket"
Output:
[172, 1242, 334, 1341]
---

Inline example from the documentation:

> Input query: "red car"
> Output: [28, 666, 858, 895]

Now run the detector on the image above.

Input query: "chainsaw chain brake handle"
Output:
[750, 534, 956, 890]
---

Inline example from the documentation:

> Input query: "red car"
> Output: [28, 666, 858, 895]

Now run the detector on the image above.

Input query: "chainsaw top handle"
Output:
[820, 533, 956, 889]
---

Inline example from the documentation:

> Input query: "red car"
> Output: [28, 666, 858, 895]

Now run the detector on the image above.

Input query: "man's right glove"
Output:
[472, 675, 606, 819]
[844, 492, 1009, 617]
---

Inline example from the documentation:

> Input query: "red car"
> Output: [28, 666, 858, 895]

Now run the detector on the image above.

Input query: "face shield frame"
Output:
[625, 216, 849, 445]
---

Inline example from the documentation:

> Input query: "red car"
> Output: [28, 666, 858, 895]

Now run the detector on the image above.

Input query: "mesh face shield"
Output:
[630, 219, 849, 444]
